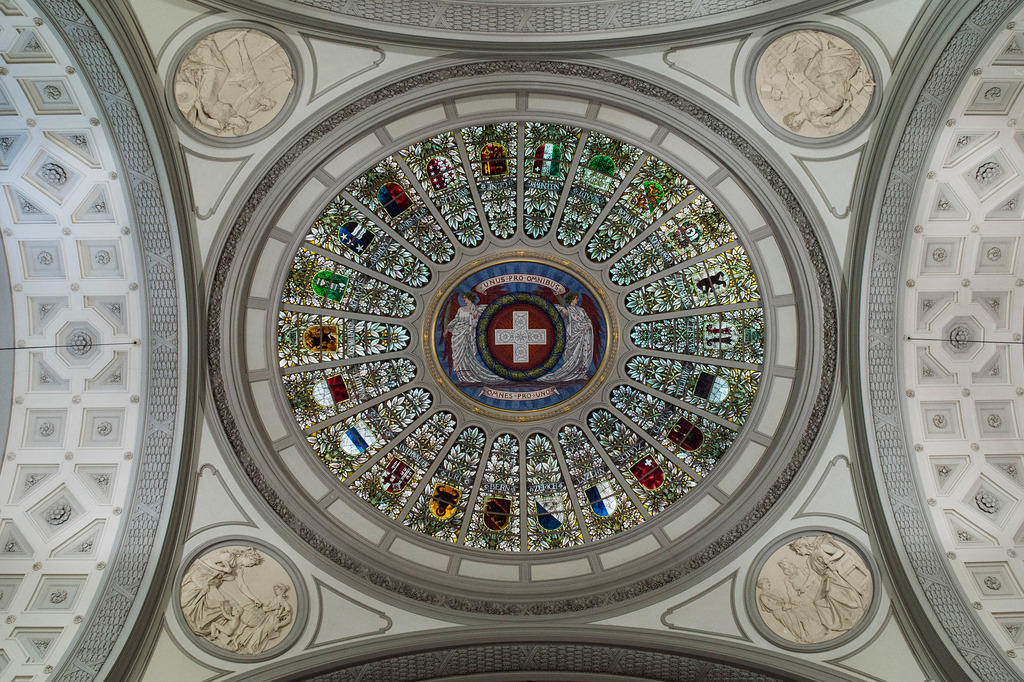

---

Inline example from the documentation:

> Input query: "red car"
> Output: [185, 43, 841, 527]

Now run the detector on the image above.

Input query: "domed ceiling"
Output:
[209, 62, 836, 615]
[859, 2, 1024, 676]
[276, 121, 765, 553]
[4, 0, 1019, 677]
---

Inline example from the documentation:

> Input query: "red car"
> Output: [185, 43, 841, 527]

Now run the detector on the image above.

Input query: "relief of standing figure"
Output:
[180, 546, 298, 655]
[753, 534, 872, 645]
[788, 534, 868, 632]
[446, 292, 500, 385]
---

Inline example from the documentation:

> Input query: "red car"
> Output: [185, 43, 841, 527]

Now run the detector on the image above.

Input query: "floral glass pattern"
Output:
[524, 122, 581, 239]
[462, 123, 518, 239]
[276, 120, 767, 554]
[402, 131, 485, 247]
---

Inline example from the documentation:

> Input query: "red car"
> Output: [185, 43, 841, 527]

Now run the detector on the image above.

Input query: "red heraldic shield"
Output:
[381, 458, 413, 493]
[378, 182, 412, 217]
[629, 456, 665, 490]
[667, 416, 704, 452]
[326, 375, 349, 403]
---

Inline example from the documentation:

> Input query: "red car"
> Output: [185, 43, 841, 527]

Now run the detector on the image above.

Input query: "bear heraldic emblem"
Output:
[433, 260, 609, 415]
[430, 484, 460, 519]
[483, 497, 513, 530]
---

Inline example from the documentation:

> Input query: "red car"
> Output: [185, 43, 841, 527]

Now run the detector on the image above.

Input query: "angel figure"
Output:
[446, 292, 499, 385]
[541, 292, 594, 383]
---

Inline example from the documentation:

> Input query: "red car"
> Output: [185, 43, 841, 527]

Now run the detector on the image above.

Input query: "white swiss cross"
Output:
[494, 310, 547, 363]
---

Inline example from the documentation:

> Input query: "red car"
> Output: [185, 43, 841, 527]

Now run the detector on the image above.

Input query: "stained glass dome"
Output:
[275, 121, 765, 553]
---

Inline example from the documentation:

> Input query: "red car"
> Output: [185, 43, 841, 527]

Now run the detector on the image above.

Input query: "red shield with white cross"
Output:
[381, 458, 413, 493]
[486, 303, 555, 370]
[630, 456, 665, 490]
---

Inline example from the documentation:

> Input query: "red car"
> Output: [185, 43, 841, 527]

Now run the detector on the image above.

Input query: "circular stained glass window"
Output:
[276, 121, 766, 553]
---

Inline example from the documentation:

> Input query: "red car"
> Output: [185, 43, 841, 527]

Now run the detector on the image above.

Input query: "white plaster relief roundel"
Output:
[177, 541, 305, 661]
[750, 532, 874, 650]
[173, 28, 295, 140]
[752, 29, 876, 141]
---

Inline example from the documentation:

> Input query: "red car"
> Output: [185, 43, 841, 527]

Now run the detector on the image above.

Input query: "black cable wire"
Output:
[0, 340, 140, 352]
[906, 335, 1024, 345]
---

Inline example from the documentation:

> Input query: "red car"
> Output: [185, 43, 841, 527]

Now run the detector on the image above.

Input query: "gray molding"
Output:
[193, 0, 860, 51]
[206, 59, 841, 616]
[32, 0, 197, 680]
[300, 33, 385, 105]
[153, 8, 225, 70]
[180, 148, 254, 220]
[793, 146, 866, 220]
[155, 619, 231, 682]
[826, 606, 924, 682]
[849, 0, 1022, 680]
[185, 464, 258, 539]
[662, 35, 747, 105]
[0, 238, 11, 462]
[221, 626, 870, 682]
[307, 577, 392, 648]
[792, 454, 865, 529]
[660, 570, 751, 642]
[299, 644, 784, 682]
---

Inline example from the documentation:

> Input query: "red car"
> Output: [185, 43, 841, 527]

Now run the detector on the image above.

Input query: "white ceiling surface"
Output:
[902, 5, 1024, 673]
[0, 4, 147, 679]
[115, 0, 945, 680]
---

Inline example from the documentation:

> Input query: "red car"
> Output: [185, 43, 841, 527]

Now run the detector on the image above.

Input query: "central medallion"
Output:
[433, 259, 608, 415]
[477, 293, 564, 378]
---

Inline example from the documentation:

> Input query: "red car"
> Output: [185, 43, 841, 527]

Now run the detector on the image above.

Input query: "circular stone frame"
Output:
[173, 536, 309, 663]
[743, 528, 880, 653]
[208, 61, 840, 617]
[745, 23, 882, 148]
[475, 292, 567, 381]
[165, 21, 302, 148]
